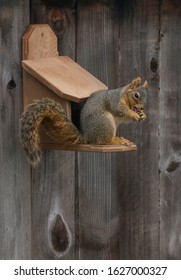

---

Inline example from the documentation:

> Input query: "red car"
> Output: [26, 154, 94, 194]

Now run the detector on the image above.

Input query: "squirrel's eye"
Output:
[134, 92, 140, 99]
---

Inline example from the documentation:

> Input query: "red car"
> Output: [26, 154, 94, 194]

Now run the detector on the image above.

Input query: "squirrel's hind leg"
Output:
[82, 114, 115, 145]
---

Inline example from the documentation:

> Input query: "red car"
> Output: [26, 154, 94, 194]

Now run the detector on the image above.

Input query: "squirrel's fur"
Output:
[19, 77, 148, 166]
[19, 98, 83, 166]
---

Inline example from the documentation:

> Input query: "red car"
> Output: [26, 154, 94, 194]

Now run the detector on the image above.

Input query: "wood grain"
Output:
[31, 151, 76, 259]
[160, 0, 181, 259]
[76, 0, 122, 259]
[1, 0, 181, 260]
[30, 0, 77, 260]
[117, 0, 160, 259]
[0, 1, 31, 259]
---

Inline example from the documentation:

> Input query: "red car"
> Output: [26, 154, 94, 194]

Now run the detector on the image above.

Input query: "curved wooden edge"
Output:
[40, 143, 137, 152]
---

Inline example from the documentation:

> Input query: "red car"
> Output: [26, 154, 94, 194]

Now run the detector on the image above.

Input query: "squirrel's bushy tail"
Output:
[19, 98, 83, 167]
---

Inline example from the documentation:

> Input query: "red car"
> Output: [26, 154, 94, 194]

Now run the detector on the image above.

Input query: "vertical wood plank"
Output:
[31, 152, 76, 259]
[0, 1, 31, 259]
[30, 0, 76, 259]
[76, 0, 121, 259]
[160, 0, 181, 259]
[117, 0, 160, 259]
[76, 0, 119, 87]
[77, 153, 121, 259]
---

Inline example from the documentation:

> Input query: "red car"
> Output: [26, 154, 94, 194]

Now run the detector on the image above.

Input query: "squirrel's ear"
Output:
[143, 80, 148, 89]
[128, 77, 141, 90]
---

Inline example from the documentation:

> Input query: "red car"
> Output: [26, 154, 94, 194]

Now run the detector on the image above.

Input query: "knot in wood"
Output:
[150, 57, 158, 73]
[50, 213, 70, 254]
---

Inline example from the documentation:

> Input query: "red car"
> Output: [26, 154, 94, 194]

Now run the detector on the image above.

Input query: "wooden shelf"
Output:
[39, 123, 137, 152]
[40, 142, 137, 152]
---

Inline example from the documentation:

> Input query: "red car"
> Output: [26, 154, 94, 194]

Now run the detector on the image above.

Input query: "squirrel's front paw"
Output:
[139, 111, 146, 121]
[130, 111, 140, 121]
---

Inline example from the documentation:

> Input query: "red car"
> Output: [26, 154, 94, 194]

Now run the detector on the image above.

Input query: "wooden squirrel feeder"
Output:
[22, 24, 137, 152]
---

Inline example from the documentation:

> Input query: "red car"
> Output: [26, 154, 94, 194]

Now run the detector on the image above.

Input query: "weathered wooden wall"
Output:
[0, 0, 181, 259]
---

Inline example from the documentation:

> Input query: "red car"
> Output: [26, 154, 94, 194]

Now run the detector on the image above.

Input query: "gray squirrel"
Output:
[19, 77, 147, 166]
